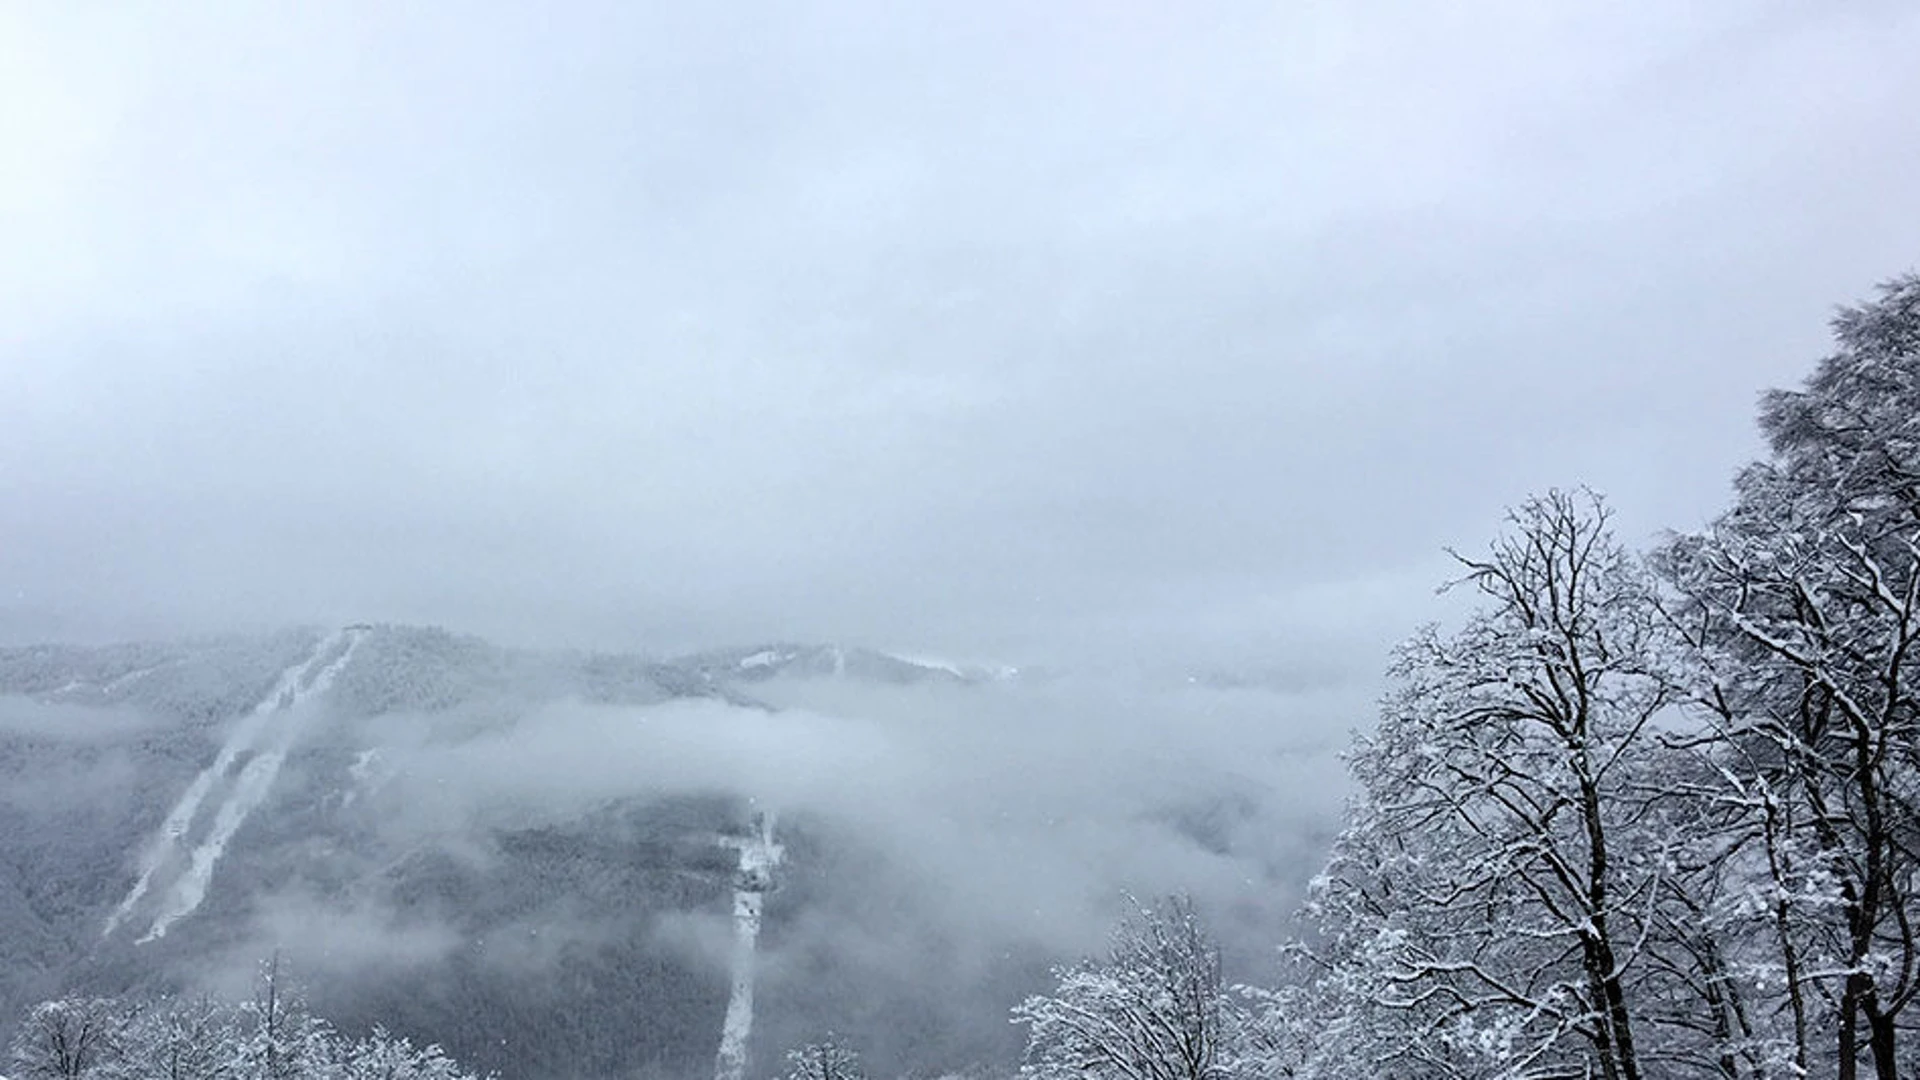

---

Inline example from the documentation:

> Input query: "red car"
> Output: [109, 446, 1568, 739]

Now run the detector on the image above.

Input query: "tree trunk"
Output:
[1583, 931, 1639, 1080]
[1582, 967, 1625, 1080]
[1866, 998, 1897, 1080]
[1578, 773, 1641, 1080]
[1839, 975, 1865, 1080]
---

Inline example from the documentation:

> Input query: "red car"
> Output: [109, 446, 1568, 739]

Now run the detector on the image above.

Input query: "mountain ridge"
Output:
[0, 623, 1301, 1080]
[0, 624, 1042, 1080]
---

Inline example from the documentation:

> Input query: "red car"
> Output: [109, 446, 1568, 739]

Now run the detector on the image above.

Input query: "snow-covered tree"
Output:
[118, 997, 242, 1080]
[1261, 276, 1920, 1080]
[1286, 491, 1738, 1080]
[780, 1035, 864, 1080]
[235, 958, 336, 1080]
[1659, 273, 1920, 1080]
[8, 972, 482, 1080]
[1014, 896, 1228, 1080]
[335, 1029, 471, 1080]
[8, 998, 130, 1080]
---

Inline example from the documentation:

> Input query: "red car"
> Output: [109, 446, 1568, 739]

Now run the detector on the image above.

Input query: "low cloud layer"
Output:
[338, 672, 1352, 978]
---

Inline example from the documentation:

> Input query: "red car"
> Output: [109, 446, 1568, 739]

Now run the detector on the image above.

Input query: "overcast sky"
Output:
[3, 1, 1917, 677]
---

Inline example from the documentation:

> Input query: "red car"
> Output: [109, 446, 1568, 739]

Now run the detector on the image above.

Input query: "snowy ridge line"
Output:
[102, 626, 366, 942]
[103, 661, 169, 693]
[715, 808, 782, 1080]
[44, 660, 173, 702]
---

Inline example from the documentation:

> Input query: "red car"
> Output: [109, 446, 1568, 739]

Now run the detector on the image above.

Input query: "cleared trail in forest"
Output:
[104, 626, 366, 943]
[714, 808, 782, 1080]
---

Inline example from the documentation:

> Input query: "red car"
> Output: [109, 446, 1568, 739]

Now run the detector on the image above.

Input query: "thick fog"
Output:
[389, 675, 1340, 940]
[7, 8, 1920, 1079]
[180, 668, 1352, 1069]
[6, 3, 1920, 683]
[0, 698, 153, 810]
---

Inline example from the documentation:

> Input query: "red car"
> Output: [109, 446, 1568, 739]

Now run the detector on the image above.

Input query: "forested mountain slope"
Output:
[0, 626, 1301, 1080]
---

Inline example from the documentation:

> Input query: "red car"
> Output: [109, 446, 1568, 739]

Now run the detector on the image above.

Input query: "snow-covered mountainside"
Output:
[0, 627, 1034, 1079]
[107, 627, 368, 944]
[677, 643, 1010, 686]
[0, 625, 1301, 1080]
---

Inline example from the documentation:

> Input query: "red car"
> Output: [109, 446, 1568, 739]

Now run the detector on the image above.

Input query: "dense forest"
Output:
[13, 273, 1920, 1080]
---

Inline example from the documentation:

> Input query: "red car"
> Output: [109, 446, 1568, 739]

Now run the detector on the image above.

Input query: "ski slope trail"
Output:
[103, 627, 367, 942]
[714, 808, 782, 1080]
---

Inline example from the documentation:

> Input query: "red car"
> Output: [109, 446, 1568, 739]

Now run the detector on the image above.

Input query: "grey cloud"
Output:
[247, 889, 462, 975]
[355, 673, 1351, 968]
[3, 2, 1919, 678]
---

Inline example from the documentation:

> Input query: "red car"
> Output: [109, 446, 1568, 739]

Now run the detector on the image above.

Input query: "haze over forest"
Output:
[3, 4, 1920, 1080]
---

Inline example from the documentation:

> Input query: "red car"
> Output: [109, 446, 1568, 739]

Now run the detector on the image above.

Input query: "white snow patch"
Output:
[341, 748, 382, 808]
[141, 749, 286, 943]
[714, 809, 782, 1080]
[894, 654, 965, 677]
[104, 662, 168, 693]
[105, 627, 366, 943]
